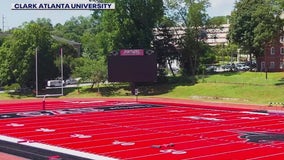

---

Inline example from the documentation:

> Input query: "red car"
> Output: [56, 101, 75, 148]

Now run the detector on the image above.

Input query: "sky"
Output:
[0, 0, 236, 31]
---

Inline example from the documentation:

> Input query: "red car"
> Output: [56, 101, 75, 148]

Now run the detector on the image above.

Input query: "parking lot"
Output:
[206, 62, 256, 73]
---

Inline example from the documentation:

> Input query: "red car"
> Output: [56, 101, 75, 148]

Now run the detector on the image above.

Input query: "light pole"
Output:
[35, 47, 38, 96]
[265, 53, 268, 80]
[60, 48, 64, 95]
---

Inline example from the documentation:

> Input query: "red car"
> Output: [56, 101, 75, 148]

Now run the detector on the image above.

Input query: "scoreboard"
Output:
[108, 49, 157, 82]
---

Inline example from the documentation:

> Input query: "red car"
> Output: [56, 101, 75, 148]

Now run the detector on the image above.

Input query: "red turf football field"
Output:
[1, 98, 284, 160]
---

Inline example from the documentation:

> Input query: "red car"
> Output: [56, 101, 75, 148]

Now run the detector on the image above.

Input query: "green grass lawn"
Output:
[161, 82, 284, 104]
[1, 72, 284, 105]
[160, 72, 284, 104]
[199, 72, 284, 86]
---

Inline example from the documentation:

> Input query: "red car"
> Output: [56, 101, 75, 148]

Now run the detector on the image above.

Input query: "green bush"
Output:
[4, 83, 21, 91]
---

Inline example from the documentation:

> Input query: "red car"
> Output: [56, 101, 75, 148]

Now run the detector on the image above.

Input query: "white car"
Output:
[65, 78, 78, 85]
[47, 80, 64, 87]
[236, 63, 250, 71]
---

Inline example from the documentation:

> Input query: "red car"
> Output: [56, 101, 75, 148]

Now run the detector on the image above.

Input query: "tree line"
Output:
[0, 0, 283, 90]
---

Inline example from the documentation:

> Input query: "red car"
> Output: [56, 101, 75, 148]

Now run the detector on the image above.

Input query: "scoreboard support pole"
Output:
[135, 88, 139, 102]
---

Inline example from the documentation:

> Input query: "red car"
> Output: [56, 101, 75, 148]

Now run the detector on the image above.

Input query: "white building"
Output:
[153, 24, 230, 47]
[205, 24, 229, 46]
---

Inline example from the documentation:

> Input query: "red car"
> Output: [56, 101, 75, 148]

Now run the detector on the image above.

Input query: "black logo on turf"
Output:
[239, 132, 284, 143]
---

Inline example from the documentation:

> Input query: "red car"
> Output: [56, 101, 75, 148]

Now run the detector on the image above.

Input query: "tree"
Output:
[208, 16, 229, 26]
[72, 57, 107, 92]
[51, 42, 78, 80]
[153, 16, 180, 79]
[53, 16, 95, 42]
[229, 0, 283, 67]
[81, 30, 102, 59]
[213, 43, 238, 64]
[34, 18, 53, 32]
[94, 0, 164, 55]
[275, 0, 284, 8]
[0, 22, 54, 88]
[163, 0, 212, 76]
[180, 0, 211, 76]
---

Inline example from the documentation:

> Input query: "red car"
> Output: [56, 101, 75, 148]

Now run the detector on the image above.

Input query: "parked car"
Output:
[206, 65, 216, 72]
[236, 63, 250, 71]
[47, 80, 64, 87]
[65, 78, 78, 85]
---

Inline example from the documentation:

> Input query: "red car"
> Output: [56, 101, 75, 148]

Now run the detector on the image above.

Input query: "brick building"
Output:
[257, 35, 284, 72]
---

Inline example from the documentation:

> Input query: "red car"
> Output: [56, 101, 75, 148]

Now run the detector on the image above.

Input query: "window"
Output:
[281, 47, 284, 55]
[280, 62, 284, 69]
[261, 61, 266, 71]
[269, 61, 275, 69]
[280, 36, 284, 43]
[271, 47, 275, 55]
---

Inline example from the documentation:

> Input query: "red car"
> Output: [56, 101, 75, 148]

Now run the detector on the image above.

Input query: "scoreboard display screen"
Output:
[108, 49, 157, 82]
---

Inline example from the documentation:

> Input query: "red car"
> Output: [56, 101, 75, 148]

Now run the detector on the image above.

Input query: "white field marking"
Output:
[167, 110, 185, 113]
[171, 150, 187, 155]
[35, 128, 56, 132]
[159, 149, 175, 153]
[203, 113, 220, 116]
[239, 117, 259, 120]
[70, 134, 92, 139]
[183, 116, 224, 121]
[112, 140, 135, 146]
[160, 149, 187, 155]
[241, 111, 269, 115]
[6, 123, 25, 127]
[77, 101, 106, 104]
[0, 135, 118, 160]
[63, 100, 106, 104]
[121, 142, 135, 146]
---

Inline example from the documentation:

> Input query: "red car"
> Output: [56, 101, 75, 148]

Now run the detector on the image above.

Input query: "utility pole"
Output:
[2, 15, 4, 32]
